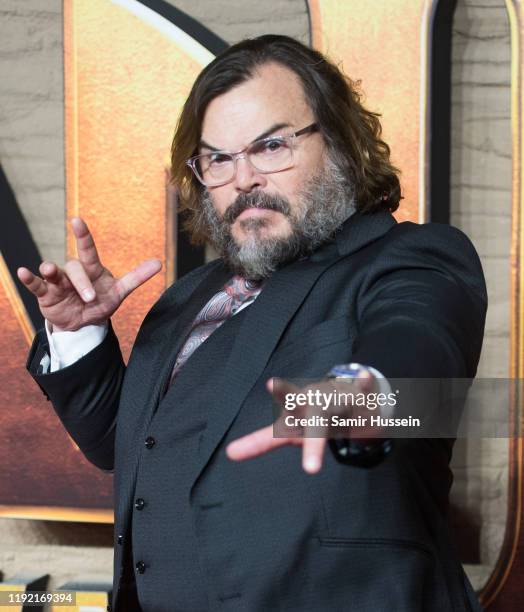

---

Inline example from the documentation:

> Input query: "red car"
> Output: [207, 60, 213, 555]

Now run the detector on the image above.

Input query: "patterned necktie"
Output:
[169, 275, 264, 384]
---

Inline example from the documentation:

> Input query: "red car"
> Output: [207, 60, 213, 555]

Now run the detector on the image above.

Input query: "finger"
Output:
[71, 217, 104, 275]
[301, 396, 328, 473]
[64, 259, 96, 302]
[356, 367, 374, 393]
[115, 259, 162, 300]
[302, 437, 326, 474]
[226, 424, 293, 461]
[38, 261, 70, 287]
[39, 261, 57, 280]
[17, 267, 48, 298]
[266, 377, 302, 405]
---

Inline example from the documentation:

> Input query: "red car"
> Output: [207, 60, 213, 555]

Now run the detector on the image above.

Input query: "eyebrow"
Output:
[199, 122, 292, 152]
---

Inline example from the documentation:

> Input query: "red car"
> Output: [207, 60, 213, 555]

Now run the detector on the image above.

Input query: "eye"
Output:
[264, 138, 284, 152]
[209, 152, 231, 165]
[251, 138, 286, 155]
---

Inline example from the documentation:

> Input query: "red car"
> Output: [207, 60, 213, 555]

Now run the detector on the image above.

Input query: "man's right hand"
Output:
[17, 217, 162, 332]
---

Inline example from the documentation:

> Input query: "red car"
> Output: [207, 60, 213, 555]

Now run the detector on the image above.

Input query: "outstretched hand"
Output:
[17, 217, 162, 331]
[226, 371, 376, 474]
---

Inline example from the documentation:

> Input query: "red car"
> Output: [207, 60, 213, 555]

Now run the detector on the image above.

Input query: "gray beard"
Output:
[199, 158, 356, 280]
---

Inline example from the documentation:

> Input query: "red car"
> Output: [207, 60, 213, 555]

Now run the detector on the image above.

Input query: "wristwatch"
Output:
[326, 363, 394, 468]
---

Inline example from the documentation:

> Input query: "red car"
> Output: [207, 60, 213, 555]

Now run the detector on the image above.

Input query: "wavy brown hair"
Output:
[171, 34, 401, 244]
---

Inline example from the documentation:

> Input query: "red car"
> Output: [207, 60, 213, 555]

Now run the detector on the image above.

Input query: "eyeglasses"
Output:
[186, 123, 318, 187]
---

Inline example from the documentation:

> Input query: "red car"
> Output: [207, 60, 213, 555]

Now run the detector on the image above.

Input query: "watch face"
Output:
[328, 363, 365, 379]
[333, 376, 357, 383]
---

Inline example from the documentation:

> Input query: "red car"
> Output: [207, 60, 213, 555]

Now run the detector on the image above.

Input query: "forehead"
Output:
[200, 62, 314, 150]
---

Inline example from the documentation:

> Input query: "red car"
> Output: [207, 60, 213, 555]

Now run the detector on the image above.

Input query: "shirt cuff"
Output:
[44, 319, 109, 372]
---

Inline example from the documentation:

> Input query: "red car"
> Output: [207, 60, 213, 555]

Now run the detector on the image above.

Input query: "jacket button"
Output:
[135, 561, 146, 574]
[135, 498, 146, 511]
[117, 534, 124, 545]
[145, 436, 156, 449]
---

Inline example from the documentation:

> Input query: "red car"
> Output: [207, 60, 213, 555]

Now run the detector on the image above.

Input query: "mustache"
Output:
[223, 191, 292, 224]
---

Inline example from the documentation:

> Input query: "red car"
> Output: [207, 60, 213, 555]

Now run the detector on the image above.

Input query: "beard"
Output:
[199, 157, 356, 280]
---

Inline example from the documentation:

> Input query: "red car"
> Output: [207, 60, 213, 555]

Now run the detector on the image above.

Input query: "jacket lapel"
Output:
[147, 261, 231, 409]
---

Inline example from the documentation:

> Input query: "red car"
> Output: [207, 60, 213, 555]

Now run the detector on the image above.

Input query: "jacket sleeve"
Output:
[26, 320, 125, 471]
[350, 222, 488, 380]
[329, 223, 487, 468]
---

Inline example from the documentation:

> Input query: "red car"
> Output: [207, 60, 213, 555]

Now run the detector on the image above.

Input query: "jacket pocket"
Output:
[318, 536, 433, 558]
[293, 536, 455, 612]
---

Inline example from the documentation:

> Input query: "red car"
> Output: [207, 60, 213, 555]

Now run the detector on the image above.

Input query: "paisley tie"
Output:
[169, 275, 264, 384]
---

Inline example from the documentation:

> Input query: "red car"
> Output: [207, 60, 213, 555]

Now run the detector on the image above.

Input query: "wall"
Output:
[449, 0, 511, 588]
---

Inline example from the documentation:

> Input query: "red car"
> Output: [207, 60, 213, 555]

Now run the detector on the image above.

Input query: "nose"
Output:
[233, 155, 267, 193]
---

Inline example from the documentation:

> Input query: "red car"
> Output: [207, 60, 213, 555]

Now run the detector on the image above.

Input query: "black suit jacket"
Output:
[27, 211, 487, 611]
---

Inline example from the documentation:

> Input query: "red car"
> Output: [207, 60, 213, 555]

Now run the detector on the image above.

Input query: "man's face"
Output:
[200, 62, 326, 245]
[197, 62, 355, 279]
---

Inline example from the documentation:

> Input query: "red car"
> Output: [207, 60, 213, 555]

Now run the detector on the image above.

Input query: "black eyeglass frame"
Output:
[186, 122, 319, 187]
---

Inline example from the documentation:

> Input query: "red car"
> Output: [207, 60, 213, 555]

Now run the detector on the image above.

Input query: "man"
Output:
[19, 35, 486, 611]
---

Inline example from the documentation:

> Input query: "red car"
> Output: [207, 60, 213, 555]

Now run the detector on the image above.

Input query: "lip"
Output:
[235, 207, 275, 221]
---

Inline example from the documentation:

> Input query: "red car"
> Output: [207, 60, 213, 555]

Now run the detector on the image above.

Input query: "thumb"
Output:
[116, 259, 162, 301]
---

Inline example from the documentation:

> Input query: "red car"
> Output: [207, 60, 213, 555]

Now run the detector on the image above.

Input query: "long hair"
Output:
[170, 34, 401, 244]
